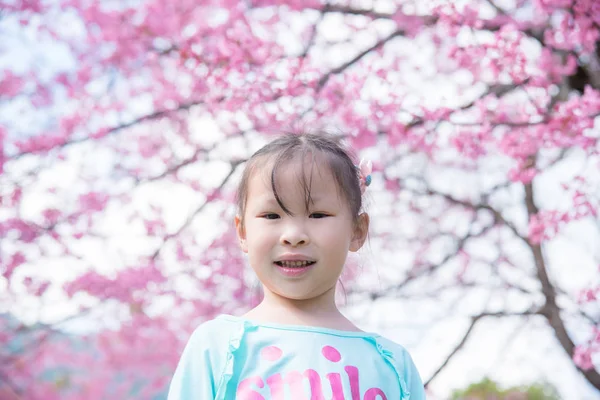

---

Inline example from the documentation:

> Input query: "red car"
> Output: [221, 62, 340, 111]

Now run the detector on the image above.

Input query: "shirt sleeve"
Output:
[402, 350, 426, 400]
[167, 323, 219, 400]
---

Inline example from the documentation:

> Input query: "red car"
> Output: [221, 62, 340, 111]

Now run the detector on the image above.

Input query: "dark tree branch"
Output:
[0, 370, 23, 400]
[359, 172, 526, 299]
[484, 0, 508, 15]
[424, 317, 478, 387]
[523, 168, 600, 389]
[298, 2, 327, 59]
[404, 80, 530, 132]
[150, 160, 243, 260]
[424, 308, 541, 387]
[354, 279, 533, 301]
[321, 4, 398, 20]
[318, 4, 541, 37]
[139, 143, 218, 184]
[422, 187, 525, 242]
[317, 29, 404, 90]
[8, 101, 204, 161]
[581, 58, 600, 90]
[364, 221, 496, 300]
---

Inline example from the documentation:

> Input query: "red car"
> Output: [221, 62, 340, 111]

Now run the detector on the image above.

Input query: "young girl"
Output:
[168, 132, 426, 400]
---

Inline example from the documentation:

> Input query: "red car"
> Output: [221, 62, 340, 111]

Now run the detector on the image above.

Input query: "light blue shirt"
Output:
[168, 315, 426, 399]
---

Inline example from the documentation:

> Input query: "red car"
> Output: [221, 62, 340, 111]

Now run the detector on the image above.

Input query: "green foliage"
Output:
[451, 377, 561, 400]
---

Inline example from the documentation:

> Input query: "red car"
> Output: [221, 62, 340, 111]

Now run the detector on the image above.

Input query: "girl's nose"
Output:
[280, 225, 310, 247]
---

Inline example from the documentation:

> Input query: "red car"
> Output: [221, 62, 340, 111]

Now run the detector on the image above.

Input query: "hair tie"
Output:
[358, 158, 372, 194]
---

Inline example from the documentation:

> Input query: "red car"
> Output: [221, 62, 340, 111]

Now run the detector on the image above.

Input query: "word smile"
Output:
[236, 345, 389, 400]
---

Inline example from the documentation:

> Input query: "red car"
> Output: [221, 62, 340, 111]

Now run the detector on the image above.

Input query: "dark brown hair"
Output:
[236, 132, 364, 230]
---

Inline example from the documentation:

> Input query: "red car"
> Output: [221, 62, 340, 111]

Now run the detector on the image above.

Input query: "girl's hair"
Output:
[236, 132, 363, 230]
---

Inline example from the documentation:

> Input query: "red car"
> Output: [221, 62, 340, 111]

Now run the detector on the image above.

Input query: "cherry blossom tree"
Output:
[1, 0, 599, 398]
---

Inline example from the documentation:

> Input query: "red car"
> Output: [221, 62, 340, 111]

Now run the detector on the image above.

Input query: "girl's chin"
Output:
[269, 283, 337, 302]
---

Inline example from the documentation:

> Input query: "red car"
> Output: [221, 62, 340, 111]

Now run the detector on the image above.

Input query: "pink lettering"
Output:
[284, 369, 325, 400]
[266, 373, 284, 400]
[261, 346, 283, 362]
[239, 347, 389, 400]
[237, 376, 265, 400]
[344, 366, 361, 400]
[321, 345, 341, 362]
[363, 388, 388, 400]
[325, 372, 345, 400]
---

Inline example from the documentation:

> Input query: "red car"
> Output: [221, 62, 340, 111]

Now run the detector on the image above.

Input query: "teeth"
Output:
[279, 260, 312, 268]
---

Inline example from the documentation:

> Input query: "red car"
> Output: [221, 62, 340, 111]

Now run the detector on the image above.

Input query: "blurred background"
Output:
[1, 0, 600, 399]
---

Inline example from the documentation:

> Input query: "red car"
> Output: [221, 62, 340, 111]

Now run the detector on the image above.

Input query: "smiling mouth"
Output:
[274, 261, 316, 268]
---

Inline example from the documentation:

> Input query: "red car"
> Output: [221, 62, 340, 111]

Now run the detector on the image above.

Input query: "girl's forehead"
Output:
[250, 157, 340, 199]
[263, 157, 334, 184]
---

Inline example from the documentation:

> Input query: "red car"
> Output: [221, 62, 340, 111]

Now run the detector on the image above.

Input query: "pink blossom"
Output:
[579, 288, 600, 303]
[574, 345, 595, 370]
[42, 208, 62, 224]
[451, 125, 492, 159]
[64, 264, 166, 303]
[0, 70, 26, 97]
[0, 126, 5, 174]
[144, 219, 164, 235]
[205, 189, 222, 202]
[79, 192, 109, 212]
[1, 218, 39, 243]
[4, 252, 26, 280]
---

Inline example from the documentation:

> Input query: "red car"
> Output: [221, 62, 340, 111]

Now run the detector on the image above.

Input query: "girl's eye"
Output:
[310, 213, 329, 219]
[262, 213, 280, 220]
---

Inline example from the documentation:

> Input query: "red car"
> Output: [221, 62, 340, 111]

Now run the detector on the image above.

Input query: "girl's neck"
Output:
[242, 286, 362, 332]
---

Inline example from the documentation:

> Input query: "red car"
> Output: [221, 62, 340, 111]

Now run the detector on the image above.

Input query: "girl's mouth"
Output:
[274, 261, 316, 277]
[274, 260, 316, 268]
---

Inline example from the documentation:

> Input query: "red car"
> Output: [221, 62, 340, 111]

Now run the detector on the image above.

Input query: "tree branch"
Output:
[484, 0, 508, 15]
[424, 316, 478, 388]
[425, 188, 525, 241]
[321, 4, 397, 20]
[317, 29, 404, 90]
[523, 174, 600, 389]
[425, 308, 541, 387]
[319, 4, 541, 37]
[404, 80, 530, 131]
[364, 220, 496, 300]
[0, 370, 23, 400]
[8, 101, 203, 161]
[150, 160, 243, 260]
[138, 143, 218, 184]
[298, 2, 327, 58]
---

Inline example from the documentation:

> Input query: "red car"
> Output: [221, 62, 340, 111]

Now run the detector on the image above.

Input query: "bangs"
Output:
[270, 149, 345, 216]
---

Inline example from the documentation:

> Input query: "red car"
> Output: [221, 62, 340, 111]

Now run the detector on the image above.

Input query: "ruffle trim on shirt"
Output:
[367, 337, 411, 400]
[214, 319, 252, 400]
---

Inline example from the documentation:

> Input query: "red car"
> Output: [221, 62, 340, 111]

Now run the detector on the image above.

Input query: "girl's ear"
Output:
[234, 215, 248, 253]
[350, 212, 369, 252]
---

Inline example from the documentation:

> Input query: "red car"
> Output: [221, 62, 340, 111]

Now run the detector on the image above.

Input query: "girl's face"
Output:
[235, 157, 368, 302]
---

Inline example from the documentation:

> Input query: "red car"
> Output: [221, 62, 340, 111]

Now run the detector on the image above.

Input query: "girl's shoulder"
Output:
[375, 335, 424, 397]
[375, 335, 415, 357]
[189, 314, 241, 337]
[184, 315, 242, 352]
